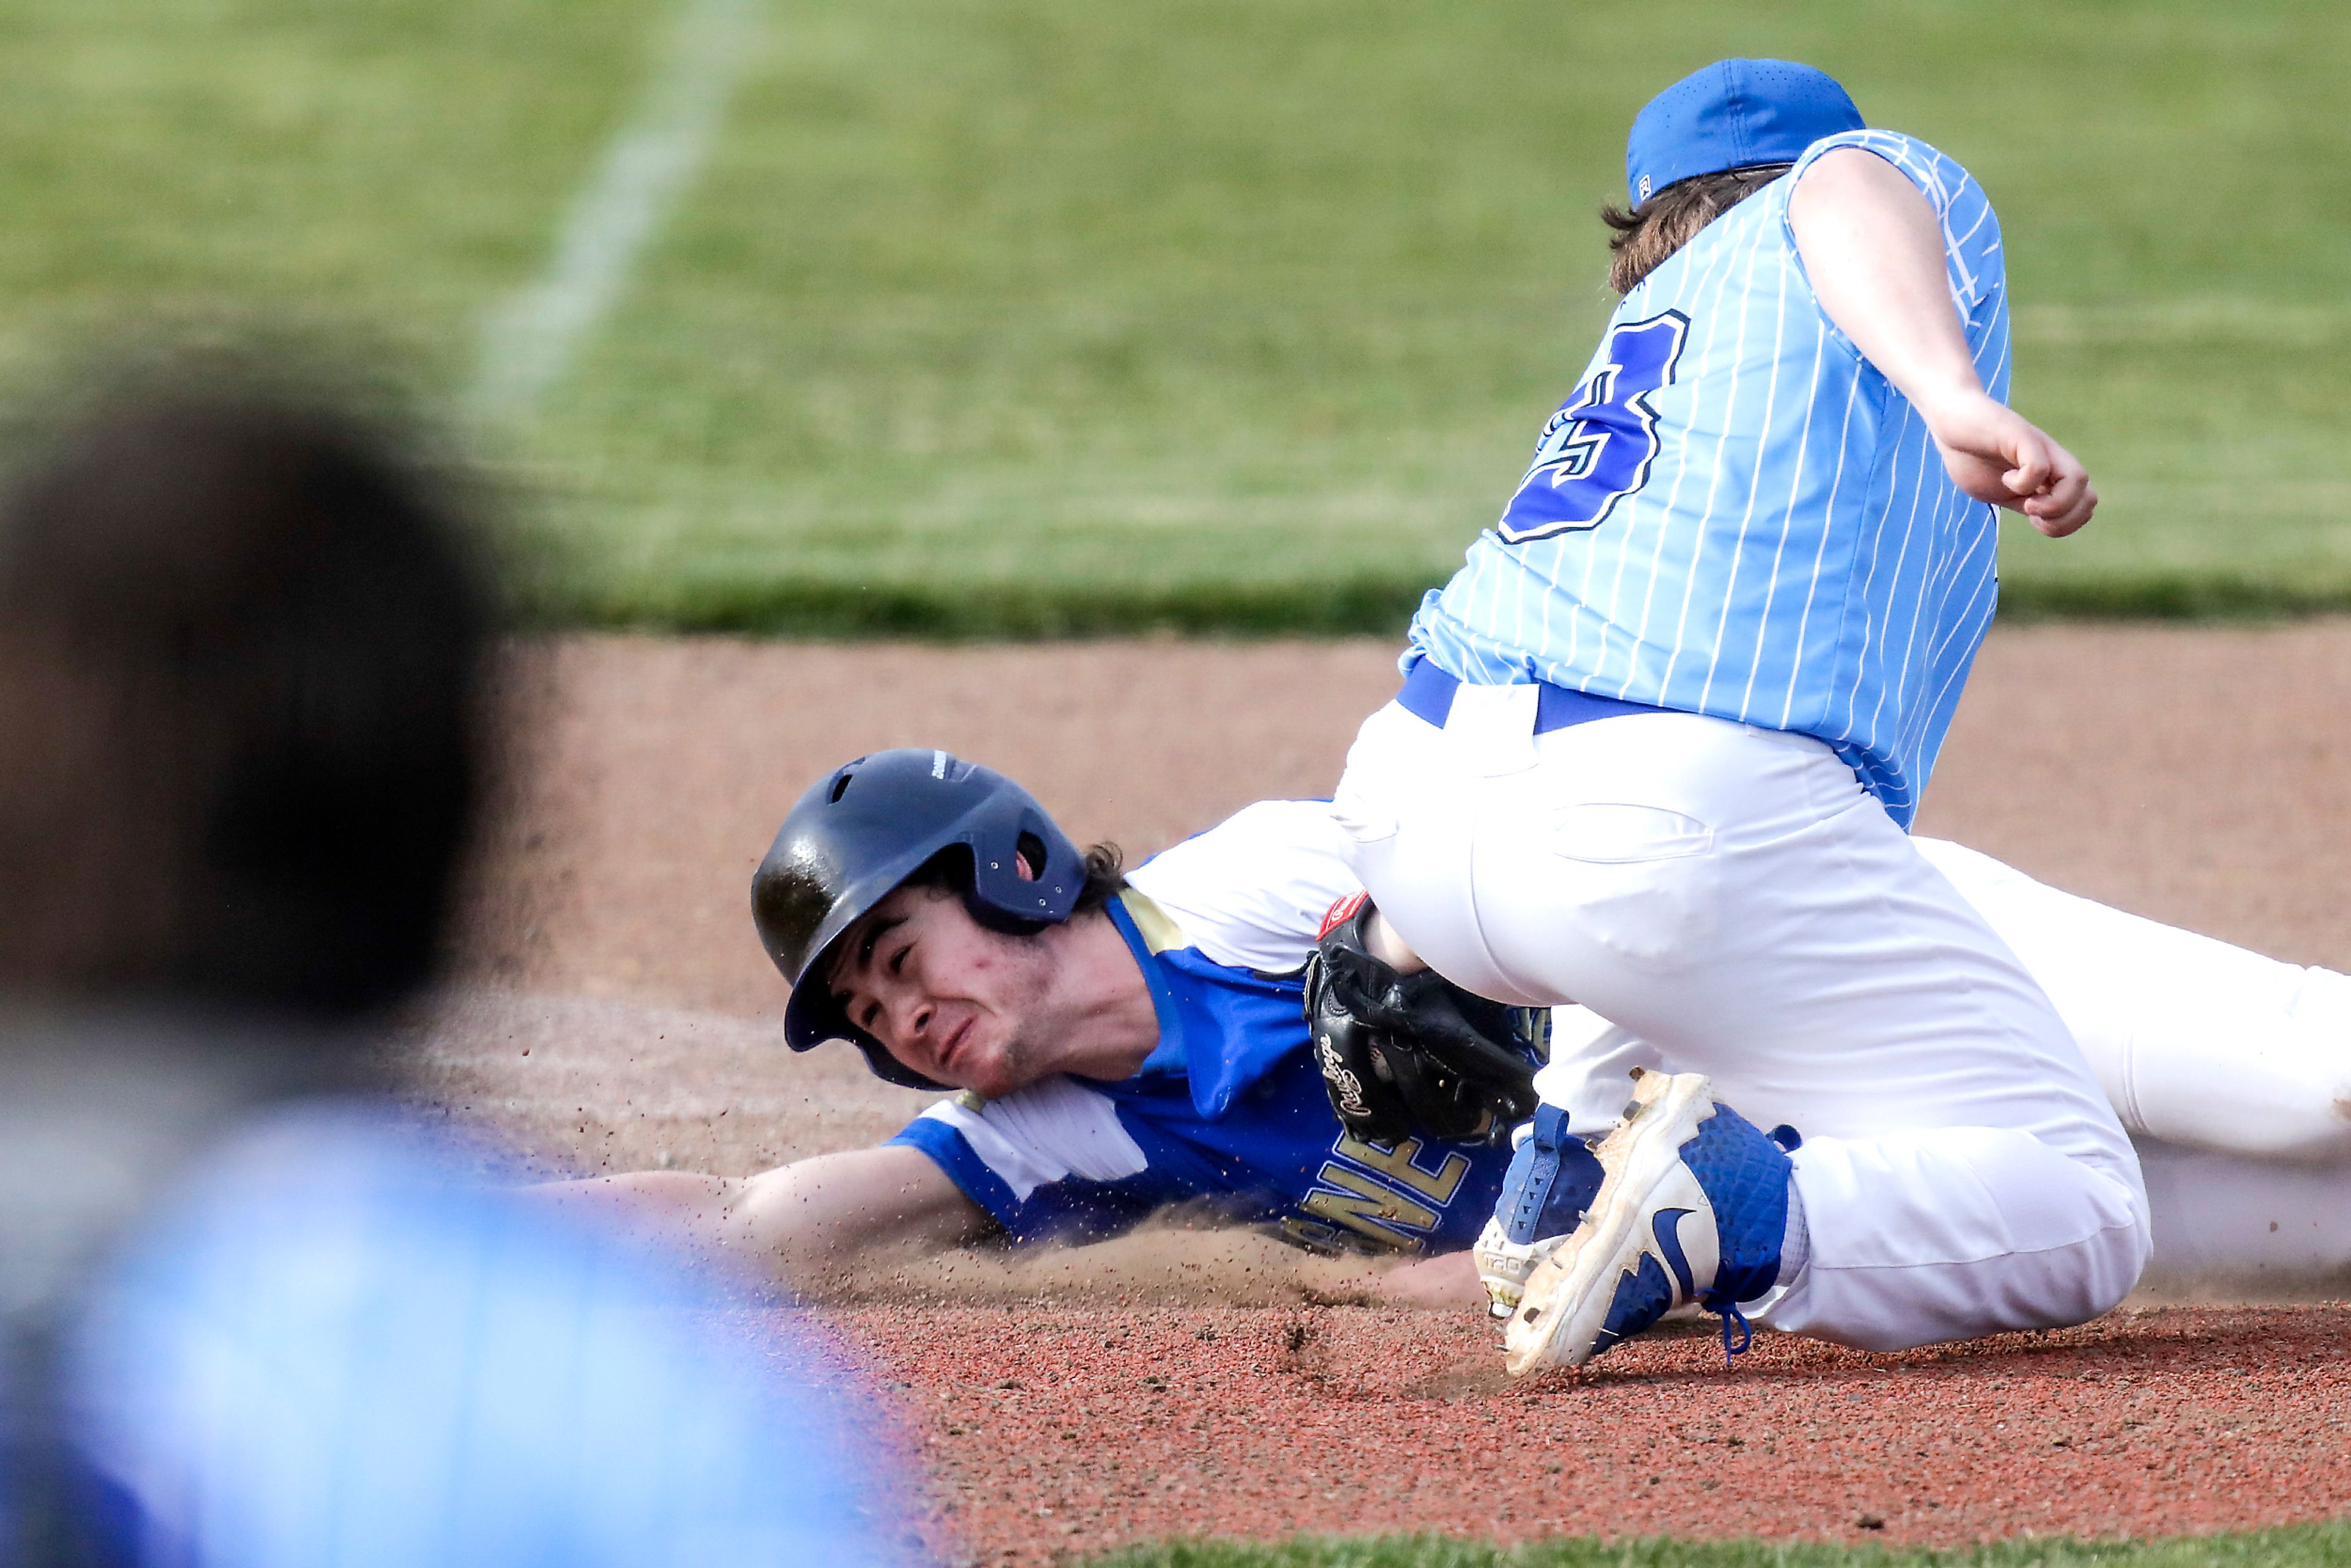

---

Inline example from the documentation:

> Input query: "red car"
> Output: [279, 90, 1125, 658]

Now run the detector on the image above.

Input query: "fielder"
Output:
[569, 749, 2351, 1338]
[1323, 57, 2147, 1368]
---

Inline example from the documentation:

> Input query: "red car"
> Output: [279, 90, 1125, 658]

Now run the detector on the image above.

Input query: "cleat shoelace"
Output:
[1701, 1292, 1755, 1363]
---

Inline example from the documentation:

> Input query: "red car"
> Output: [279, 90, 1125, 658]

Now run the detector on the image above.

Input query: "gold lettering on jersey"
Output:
[1277, 1215, 1348, 1253]
[1297, 1165, 1436, 1253]
[1333, 1135, 1469, 1206]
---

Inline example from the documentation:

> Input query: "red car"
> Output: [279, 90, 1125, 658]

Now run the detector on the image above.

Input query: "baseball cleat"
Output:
[1473, 1103, 1605, 1318]
[1502, 1069, 1792, 1376]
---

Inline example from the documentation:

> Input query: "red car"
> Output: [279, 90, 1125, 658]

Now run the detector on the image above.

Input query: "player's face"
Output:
[825, 885, 1062, 1099]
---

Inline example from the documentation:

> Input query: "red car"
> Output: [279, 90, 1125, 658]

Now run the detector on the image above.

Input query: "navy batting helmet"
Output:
[752, 748, 1087, 1089]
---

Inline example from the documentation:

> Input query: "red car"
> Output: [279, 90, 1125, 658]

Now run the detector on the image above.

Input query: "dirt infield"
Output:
[419, 624, 2351, 1562]
[853, 1302, 2351, 1561]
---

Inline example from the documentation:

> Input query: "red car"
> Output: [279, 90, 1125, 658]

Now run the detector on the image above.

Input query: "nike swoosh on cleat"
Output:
[1651, 1207, 1697, 1300]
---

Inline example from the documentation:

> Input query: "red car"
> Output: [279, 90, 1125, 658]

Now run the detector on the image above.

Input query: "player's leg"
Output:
[1335, 698, 2149, 1356]
[2135, 1138, 2351, 1292]
[1514, 992, 2351, 1302]
[1918, 838, 2351, 1163]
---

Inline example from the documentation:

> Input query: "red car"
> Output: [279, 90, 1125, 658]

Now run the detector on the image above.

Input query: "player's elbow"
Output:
[2232, 1076, 2351, 1164]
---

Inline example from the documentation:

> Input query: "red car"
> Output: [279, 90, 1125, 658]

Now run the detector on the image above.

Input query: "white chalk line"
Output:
[467, 0, 765, 421]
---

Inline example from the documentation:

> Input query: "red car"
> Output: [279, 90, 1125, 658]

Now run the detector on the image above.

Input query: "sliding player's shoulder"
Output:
[921, 1078, 1148, 1187]
[1132, 800, 1349, 900]
[1128, 800, 1357, 973]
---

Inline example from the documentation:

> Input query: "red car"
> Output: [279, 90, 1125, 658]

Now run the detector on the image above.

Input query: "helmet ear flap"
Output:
[964, 798, 1082, 928]
[1015, 831, 1048, 877]
[944, 839, 1048, 937]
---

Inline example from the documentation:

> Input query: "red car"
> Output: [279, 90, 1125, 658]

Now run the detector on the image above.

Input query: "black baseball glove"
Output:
[1302, 893, 1542, 1146]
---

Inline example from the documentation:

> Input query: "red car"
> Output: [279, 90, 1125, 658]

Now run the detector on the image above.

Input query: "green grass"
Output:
[1081, 1523, 2351, 1568]
[4, 0, 2350, 633]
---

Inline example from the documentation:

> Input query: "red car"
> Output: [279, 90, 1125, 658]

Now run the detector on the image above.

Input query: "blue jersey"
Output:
[890, 803, 1511, 1256]
[1409, 129, 2009, 827]
[64, 1108, 918, 1567]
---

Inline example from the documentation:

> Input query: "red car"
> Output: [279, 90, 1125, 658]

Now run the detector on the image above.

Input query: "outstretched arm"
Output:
[550, 1150, 1505, 1308]
[1788, 146, 2096, 538]
[538, 1144, 992, 1291]
[1307, 1248, 1487, 1311]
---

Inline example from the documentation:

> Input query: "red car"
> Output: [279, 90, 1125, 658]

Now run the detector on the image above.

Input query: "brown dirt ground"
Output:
[416, 625, 2351, 1564]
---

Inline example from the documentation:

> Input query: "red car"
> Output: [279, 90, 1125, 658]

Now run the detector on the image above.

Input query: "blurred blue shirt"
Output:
[58, 1105, 921, 1568]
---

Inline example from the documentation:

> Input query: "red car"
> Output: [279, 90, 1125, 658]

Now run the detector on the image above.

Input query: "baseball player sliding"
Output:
[1325, 57, 2135, 1368]
[560, 59, 2337, 1367]
[557, 748, 2351, 1341]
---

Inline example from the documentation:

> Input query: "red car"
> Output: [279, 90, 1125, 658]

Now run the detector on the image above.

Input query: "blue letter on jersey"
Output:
[1496, 310, 1689, 544]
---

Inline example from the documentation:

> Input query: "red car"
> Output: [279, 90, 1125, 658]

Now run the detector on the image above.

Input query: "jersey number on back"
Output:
[1496, 310, 1689, 544]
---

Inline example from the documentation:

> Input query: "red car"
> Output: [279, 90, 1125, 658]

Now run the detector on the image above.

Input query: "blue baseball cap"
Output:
[1624, 59, 1864, 206]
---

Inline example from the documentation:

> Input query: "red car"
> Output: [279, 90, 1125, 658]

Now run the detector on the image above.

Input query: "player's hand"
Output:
[1297, 1250, 1488, 1311]
[1922, 391, 2097, 538]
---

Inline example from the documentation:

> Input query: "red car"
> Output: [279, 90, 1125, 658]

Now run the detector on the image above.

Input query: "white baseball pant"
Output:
[1902, 841, 2351, 1294]
[1332, 689, 2151, 1353]
[1918, 839, 2351, 1165]
[1536, 837, 2351, 1293]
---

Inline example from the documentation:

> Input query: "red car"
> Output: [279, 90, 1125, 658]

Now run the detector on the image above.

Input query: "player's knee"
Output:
[2079, 1185, 2154, 1321]
[1955, 1174, 2148, 1338]
[2253, 1077, 2351, 1163]
[1952, 1133, 2151, 1330]
[2130, 1032, 2351, 1161]
[2259, 972, 2351, 1159]
[2193, 1029, 2351, 1161]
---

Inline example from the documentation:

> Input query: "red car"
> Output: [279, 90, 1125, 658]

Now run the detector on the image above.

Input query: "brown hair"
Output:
[1071, 843, 1128, 915]
[1600, 163, 1793, 294]
[0, 390, 490, 1019]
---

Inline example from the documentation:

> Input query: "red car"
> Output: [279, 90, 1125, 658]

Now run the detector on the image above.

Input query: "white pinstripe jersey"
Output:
[1408, 130, 2009, 827]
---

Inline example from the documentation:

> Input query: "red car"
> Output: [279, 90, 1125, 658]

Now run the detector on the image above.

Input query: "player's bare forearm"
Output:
[730, 1144, 992, 1284]
[531, 1169, 738, 1247]
[1299, 1247, 1488, 1311]
[533, 1146, 992, 1292]
[1367, 1250, 1487, 1310]
[1790, 147, 2095, 536]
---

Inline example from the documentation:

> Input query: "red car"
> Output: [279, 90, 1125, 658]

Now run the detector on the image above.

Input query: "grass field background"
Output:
[5, 0, 2348, 632]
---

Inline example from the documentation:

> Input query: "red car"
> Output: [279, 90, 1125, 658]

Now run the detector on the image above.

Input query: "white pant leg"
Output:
[2135, 1138, 2351, 1292]
[1334, 699, 2150, 1351]
[1534, 1014, 2351, 1294]
[1919, 838, 2351, 1163]
[1531, 1007, 1662, 1134]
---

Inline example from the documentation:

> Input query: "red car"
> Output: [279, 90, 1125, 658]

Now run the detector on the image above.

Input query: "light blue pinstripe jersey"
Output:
[1408, 129, 2009, 827]
[64, 1107, 920, 1567]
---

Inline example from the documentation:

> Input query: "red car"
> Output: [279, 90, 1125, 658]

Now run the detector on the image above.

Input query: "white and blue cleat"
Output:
[1501, 1068, 1794, 1376]
[1472, 1103, 1604, 1319]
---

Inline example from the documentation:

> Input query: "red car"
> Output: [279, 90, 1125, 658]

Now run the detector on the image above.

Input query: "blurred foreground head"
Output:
[0, 390, 489, 1021]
